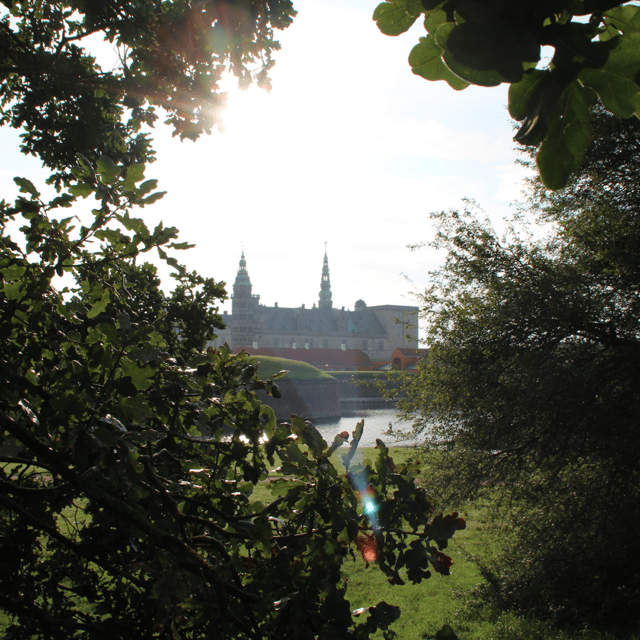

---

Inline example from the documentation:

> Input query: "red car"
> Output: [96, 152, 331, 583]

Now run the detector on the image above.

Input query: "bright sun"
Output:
[219, 85, 279, 143]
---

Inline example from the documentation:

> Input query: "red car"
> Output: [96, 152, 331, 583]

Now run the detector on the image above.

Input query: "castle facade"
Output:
[209, 249, 419, 363]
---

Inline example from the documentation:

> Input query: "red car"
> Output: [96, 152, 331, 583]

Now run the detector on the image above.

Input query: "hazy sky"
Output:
[1, 0, 530, 315]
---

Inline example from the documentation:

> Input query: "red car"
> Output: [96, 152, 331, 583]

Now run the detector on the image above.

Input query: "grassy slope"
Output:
[249, 356, 336, 381]
[329, 371, 405, 380]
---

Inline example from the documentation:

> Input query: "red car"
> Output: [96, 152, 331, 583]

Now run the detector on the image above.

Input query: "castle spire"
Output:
[318, 242, 333, 310]
[231, 250, 255, 349]
[234, 250, 252, 288]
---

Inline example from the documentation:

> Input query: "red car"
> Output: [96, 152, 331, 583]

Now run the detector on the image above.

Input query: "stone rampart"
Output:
[257, 378, 341, 420]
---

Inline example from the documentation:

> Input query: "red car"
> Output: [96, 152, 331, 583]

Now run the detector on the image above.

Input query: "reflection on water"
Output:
[313, 406, 415, 448]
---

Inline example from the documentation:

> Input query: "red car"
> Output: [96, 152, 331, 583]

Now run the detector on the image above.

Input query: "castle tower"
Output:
[318, 243, 333, 310]
[231, 250, 255, 349]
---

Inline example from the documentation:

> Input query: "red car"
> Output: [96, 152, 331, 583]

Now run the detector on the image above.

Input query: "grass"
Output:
[344, 510, 484, 639]
[257, 445, 638, 639]
[4, 448, 635, 640]
[255, 446, 487, 638]
[340, 447, 487, 639]
[249, 355, 337, 381]
[329, 371, 404, 380]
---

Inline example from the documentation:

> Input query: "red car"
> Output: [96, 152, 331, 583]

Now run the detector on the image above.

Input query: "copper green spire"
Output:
[234, 250, 252, 288]
[319, 243, 332, 310]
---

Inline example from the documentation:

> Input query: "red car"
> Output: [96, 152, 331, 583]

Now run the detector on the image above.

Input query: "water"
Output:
[313, 405, 416, 449]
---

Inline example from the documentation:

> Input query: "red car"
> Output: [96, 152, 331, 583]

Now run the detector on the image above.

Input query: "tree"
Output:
[398, 112, 640, 631]
[1, 0, 296, 185]
[1, 2, 465, 638]
[373, 0, 640, 189]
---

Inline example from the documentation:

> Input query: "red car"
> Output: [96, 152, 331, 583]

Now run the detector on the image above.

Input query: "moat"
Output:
[314, 404, 415, 448]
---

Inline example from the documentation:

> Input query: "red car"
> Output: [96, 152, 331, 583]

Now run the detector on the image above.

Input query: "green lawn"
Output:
[3, 448, 634, 640]
[249, 355, 336, 381]
[256, 446, 488, 638]
[343, 509, 484, 639]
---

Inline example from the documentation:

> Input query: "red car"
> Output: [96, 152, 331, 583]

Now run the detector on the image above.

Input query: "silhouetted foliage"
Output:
[374, 0, 640, 189]
[1, 2, 464, 638]
[400, 112, 640, 632]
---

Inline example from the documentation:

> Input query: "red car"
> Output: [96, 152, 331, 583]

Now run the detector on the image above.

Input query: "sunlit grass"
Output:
[4, 449, 635, 640]
[344, 508, 484, 639]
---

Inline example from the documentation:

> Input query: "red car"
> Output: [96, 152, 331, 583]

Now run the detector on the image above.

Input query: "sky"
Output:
[0, 0, 530, 318]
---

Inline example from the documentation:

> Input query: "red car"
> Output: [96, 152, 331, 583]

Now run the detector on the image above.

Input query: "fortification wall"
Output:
[257, 378, 341, 421]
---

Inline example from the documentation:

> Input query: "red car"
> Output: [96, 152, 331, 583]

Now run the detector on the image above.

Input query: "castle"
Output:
[209, 248, 419, 363]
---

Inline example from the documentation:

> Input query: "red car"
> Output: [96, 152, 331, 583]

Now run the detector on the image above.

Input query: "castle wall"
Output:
[211, 252, 420, 362]
[256, 378, 341, 420]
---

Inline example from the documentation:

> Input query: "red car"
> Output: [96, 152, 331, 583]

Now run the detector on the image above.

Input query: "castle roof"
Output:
[394, 348, 428, 357]
[256, 304, 387, 337]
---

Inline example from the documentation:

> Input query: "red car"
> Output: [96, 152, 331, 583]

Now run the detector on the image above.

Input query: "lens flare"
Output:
[349, 472, 380, 531]
[355, 533, 378, 563]
[361, 488, 378, 516]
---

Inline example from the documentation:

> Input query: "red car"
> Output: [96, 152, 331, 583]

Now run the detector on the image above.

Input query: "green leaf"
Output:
[129, 345, 163, 363]
[68, 183, 95, 198]
[188, 354, 210, 367]
[424, 9, 448, 35]
[537, 81, 593, 190]
[119, 395, 152, 422]
[437, 23, 504, 87]
[409, 36, 470, 91]
[120, 214, 150, 236]
[95, 155, 120, 184]
[3, 280, 26, 301]
[140, 191, 166, 205]
[405, 0, 424, 14]
[14, 177, 40, 197]
[168, 241, 195, 250]
[444, 5, 539, 85]
[373, 1, 419, 37]
[1, 263, 27, 282]
[86, 289, 110, 319]
[121, 360, 156, 390]
[604, 5, 640, 35]
[508, 70, 547, 122]
[513, 73, 571, 145]
[118, 310, 131, 331]
[137, 179, 158, 196]
[290, 416, 326, 459]
[123, 163, 145, 190]
[579, 67, 640, 119]
[327, 431, 348, 456]
[598, 31, 640, 81]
